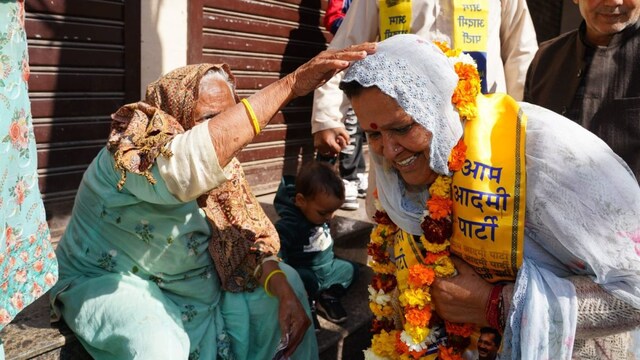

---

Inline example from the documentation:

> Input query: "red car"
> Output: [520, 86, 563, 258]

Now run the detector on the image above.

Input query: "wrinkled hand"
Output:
[289, 42, 377, 97]
[430, 256, 493, 325]
[270, 275, 311, 357]
[314, 127, 349, 156]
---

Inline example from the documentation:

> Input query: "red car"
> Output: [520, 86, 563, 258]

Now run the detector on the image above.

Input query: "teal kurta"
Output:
[52, 148, 318, 359]
[0, 2, 59, 355]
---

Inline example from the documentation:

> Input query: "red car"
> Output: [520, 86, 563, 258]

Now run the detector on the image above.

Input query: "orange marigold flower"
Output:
[438, 345, 464, 360]
[445, 321, 476, 338]
[452, 62, 480, 123]
[457, 102, 479, 122]
[427, 196, 453, 220]
[454, 62, 481, 84]
[404, 306, 432, 327]
[453, 83, 477, 107]
[433, 41, 450, 53]
[448, 140, 467, 171]
[424, 250, 450, 265]
[395, 332, 428, 360]
[408, 264, 436, 287]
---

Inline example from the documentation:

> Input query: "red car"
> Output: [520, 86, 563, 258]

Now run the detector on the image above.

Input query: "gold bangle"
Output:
[241, 98, 261, 135]
[264, 269, 286, 297]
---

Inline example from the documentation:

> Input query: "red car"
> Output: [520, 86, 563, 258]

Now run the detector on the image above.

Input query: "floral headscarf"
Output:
[107, 64, 279, 292]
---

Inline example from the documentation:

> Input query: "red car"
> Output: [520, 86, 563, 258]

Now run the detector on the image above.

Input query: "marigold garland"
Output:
[426, 196, 453, 220]
[364, 41, 480, 360]
[448, 140, 467, 171]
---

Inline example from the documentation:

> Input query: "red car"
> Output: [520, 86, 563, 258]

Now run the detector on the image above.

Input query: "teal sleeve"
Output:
[275, 220, 297, 262]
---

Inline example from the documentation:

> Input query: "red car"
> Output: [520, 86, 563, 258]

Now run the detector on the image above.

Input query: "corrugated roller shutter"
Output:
[25, 0, 140, 239]
[189, 0, 331, 195]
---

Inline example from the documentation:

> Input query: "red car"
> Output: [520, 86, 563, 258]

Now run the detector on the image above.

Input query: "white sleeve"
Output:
[157, 120, 232, 202]
[499, 0, 538, 101]
[311, 0, 379, 134]
[311, 74, 349, 133]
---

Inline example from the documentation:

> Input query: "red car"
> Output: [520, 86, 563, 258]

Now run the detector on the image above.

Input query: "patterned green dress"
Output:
[0, 1, 59, 357]
[51, 148, 318, 359]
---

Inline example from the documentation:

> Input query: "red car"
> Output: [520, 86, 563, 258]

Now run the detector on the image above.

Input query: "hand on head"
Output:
[289, 42, 377, 98]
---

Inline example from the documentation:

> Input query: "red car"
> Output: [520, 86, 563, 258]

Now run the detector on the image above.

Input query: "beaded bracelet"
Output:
[264, 269, 286, 297]
[241, 98, 261, 135]
[485, 284, 505, 332]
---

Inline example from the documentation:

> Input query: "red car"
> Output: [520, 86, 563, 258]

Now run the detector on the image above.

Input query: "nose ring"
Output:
[394, 146, 399, 152]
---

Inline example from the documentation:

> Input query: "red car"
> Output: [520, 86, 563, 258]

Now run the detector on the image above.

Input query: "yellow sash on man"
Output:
[379, 0, 411, 40]
[450, 94, 526, 283]
[453, 0, 489, 93]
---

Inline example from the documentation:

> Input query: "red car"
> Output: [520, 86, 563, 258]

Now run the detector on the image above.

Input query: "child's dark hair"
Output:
[295, 161, 345, 201]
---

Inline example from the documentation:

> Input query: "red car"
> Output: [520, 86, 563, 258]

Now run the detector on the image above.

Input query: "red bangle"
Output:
[485, 284, 504, 332]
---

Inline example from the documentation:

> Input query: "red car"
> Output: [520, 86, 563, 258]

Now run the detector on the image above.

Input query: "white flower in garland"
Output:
[447, 51, 476, 67]
[368, 285, 391, 305]
[400, 330, 431, 352]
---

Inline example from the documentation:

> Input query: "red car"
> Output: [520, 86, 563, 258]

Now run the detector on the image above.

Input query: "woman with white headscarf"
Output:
[340, 34, 640, 359]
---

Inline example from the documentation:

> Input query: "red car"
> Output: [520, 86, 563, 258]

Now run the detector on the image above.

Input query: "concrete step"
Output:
[1, 197, 374, 360]
[0, 295, 91, 360]
[317, 264, 373, 360]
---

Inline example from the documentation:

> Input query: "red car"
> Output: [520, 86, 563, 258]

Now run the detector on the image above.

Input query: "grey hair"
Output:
[200, 68, 235, 96]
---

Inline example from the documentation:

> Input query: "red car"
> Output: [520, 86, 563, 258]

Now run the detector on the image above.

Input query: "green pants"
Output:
[293, 258, 358, 297]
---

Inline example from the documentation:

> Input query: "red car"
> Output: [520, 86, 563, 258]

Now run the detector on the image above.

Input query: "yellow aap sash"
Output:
[453, 0, 488, 51]
[450, 94, 526, 283]
[379, 0, 411, 40]
[453, 0, 489, 93]
[392, 230, 423, 291]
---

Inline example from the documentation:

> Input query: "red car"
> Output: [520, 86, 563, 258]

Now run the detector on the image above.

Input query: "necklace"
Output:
[364, 42, 480, 360]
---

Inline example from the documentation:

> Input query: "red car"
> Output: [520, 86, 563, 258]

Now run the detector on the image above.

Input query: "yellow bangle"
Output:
[264, 269, 286, 297]
[241, 98, 261, 135]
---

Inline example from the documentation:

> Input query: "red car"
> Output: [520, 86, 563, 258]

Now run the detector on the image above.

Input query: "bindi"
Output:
[370, 123, 378, 130]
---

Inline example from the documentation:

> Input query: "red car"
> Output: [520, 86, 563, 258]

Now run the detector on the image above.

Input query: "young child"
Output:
[274, 161, 358, 329]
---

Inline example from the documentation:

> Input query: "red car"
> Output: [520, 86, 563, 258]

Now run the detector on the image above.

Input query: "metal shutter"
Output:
[26, 0, 140, 239]
[188, 0, 331, 195]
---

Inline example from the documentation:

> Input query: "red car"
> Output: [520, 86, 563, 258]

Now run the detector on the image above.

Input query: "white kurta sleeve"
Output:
[157, 120, 232, 202]
[311, 0, 379, 134]
[499, 0, 538, 100]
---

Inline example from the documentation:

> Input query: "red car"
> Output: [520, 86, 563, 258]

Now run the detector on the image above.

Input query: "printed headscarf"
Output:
[341, 34, 463, 235]
[108, 64, 279, 292]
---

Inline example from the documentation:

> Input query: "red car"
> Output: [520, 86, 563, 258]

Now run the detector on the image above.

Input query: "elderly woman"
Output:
[341, 34, 640, 359]
[50, 43, 375, 360]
